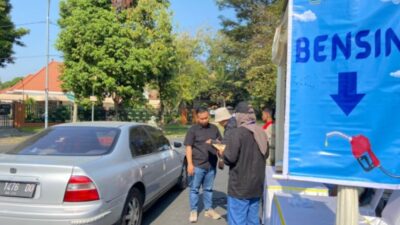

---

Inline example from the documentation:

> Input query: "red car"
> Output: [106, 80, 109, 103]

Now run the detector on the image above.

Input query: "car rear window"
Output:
[7, 126, 120, 156]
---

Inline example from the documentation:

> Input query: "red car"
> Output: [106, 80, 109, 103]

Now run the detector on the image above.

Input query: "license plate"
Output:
[0, 181, 37, 198]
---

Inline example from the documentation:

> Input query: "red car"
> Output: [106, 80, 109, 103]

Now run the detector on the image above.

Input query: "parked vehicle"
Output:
[0, 122, 187, 225]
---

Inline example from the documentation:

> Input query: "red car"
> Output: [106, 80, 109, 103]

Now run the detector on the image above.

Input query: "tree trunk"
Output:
[114, 101, 120, 121]
[158, 88, 164, 125]
[159, 100, 164, 125]
[112, 94, 123, 121]
[179, 101, 187, 125]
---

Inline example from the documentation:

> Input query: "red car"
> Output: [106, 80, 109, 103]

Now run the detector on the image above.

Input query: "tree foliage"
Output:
[0, 76, 23, 90]
[205, 32, 249, 106]
[0, 0, 29, 67]
[56, 0, 175, 119]
[136, 0, 176, 122]
[163, 30, 251, 117]
[216, 0, 284, 108]
[162, 32, 209, 116]
[243, 1, 285, 107]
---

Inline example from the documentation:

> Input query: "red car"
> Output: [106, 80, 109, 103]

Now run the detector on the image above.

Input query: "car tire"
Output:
[175, 161, 188, 190]
[120, 188, 143, 225]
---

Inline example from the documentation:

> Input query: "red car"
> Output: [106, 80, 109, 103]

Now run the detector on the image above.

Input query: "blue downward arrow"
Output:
[330, 72, 365, 116]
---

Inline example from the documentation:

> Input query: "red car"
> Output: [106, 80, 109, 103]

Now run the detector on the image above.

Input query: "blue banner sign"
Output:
[285, 0, 400, 189]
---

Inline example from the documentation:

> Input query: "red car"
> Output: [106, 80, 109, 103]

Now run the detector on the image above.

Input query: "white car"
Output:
[0, 122, 187, 225]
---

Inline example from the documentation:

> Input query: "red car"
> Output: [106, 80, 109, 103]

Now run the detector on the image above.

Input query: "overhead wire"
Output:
[0, 21, 46, 28]
[1, 19, 61, 62]
[0, 20, 59, 28]
[0, 55, 62, 61]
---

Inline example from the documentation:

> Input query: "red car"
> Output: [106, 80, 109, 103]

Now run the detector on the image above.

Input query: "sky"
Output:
[0, 0, 234, 82]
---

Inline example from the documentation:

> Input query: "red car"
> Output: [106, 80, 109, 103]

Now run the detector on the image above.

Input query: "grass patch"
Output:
[163, 124, 190, 137]
[18, 124, 191, 137]
[18, 127, 44, 134]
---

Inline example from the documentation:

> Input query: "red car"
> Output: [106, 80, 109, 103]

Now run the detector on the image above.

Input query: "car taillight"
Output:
[63, 175, 100, 202]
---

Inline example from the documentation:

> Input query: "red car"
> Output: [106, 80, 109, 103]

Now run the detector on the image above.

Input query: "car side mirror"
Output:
[173, 142, 182, 148]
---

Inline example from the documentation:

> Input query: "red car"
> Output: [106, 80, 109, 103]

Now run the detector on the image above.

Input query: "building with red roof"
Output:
[0, 61, 68, 102]
[0, 61, 158, 108]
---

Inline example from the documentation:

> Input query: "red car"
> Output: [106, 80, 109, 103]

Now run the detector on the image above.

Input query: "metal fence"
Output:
[78, 107, 158, 122]
[15, 101, 160, 124]
[25, 103, 72, 123]
[0, 103, 13, 128]
[0, 115, 13, 128]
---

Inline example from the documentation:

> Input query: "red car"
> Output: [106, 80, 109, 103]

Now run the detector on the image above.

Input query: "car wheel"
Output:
[176, 161, 188, 190]
[120, 188, 143, 225]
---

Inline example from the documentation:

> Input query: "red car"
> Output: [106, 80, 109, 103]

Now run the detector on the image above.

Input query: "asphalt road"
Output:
[0, 138, 230, 225]
[143, 168, 229, 225]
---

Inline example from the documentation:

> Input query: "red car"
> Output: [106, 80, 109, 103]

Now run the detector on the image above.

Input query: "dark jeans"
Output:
[189, 167, 216, 211]
[228, 195, 260, 225]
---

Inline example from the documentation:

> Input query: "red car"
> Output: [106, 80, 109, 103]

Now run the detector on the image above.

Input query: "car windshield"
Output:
[7, 126, 120, 156]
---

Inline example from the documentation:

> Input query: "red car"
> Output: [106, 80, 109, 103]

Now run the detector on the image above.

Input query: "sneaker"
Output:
[189, 210, 198, 223]
[204, 209, 221, 220]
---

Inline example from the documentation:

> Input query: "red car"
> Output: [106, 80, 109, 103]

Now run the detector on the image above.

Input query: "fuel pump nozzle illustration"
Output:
[325, 131, 400, 178]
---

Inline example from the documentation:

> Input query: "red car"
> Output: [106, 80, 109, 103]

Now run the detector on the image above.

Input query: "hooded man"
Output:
[213, 107, 237, 169]
[217, 101, 268, 225]
[214, 107, 234, 134]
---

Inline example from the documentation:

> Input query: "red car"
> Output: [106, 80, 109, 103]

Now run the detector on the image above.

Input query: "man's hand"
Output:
[186, 146, 194, 176]
[187, 163, 195, 176]
[205, 139, 212, 144]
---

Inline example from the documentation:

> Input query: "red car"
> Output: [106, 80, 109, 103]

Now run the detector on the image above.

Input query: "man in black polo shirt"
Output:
[184, 107, 222, 223]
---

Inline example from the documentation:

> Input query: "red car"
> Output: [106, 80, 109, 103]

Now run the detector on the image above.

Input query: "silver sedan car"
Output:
[0, 122, 187, 225]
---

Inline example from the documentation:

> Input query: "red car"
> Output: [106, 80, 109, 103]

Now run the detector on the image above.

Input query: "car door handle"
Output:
[142, 165, 149, 169]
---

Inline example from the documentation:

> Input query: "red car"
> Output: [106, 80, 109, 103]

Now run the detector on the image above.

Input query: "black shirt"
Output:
[224, 127, 266, 199]
[184, 124, 222, 169]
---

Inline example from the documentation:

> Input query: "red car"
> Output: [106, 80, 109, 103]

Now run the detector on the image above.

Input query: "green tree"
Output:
[0, 0, 29, 67]
[162, 32, 209, 120]
[0, 76, 23, 90]
[56, 0, 175, 120]
[136, 0, 176, 123]
[205, 32, 249, 107]
[243, 1, 285, 107]
[216, 0, 284, 108]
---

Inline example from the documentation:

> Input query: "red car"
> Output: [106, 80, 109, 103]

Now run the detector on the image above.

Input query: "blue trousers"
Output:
[189, 167, 216, 211]
[228, 196, 260, 225]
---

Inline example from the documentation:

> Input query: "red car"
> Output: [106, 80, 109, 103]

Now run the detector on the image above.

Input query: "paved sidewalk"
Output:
[0, 128, 22, 138]
[0, 128, 33, 152]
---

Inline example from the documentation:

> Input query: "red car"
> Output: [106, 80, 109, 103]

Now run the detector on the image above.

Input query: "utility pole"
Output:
[44, 0, 50, 129]
[91, 86, 94, 122]
[90, 76, 97, 122]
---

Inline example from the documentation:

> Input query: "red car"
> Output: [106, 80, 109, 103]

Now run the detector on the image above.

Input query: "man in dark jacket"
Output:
[214, 107, 236, 136]
[213, 107, 236, 170]
[218, 102, 268, 225]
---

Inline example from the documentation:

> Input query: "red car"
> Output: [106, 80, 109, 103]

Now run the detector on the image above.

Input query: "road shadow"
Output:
[142, 188, 183, 225]
[212, 190, 228, 221]
[142, 188, 228, 225]
[186, 189, 228, 221]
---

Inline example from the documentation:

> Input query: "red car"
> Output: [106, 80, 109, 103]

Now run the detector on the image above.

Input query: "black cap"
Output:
[235, 101, 251, 113]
